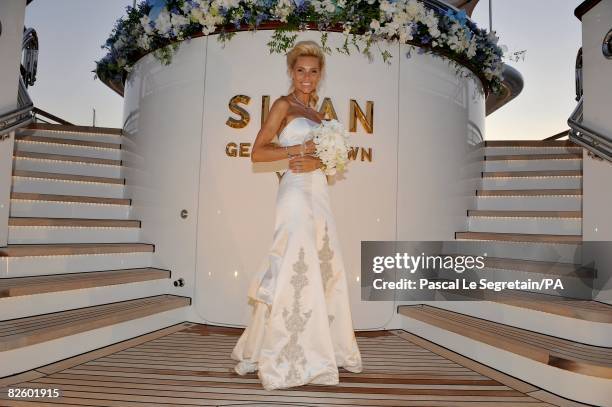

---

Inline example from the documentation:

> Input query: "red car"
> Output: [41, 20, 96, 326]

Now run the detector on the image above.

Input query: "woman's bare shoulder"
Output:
[271, 95, 291, 112]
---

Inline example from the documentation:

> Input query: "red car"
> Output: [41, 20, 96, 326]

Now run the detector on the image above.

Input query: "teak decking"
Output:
[0, 323, 588, 406]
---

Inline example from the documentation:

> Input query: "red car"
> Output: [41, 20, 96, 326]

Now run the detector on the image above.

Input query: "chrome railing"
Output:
[568, 45, 612, 162]
[575, 47, 583, 101]
[568, 97, 612, 162]
[22, 27, 38, 87]
[0, 78, 34, 138]
[0, 28, 38, 138]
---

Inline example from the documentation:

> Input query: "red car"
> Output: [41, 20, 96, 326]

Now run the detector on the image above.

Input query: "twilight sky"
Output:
[24, 0, 583, 140]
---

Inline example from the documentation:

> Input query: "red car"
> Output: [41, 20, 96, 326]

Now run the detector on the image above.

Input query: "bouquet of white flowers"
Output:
[309, 119, 351, 176]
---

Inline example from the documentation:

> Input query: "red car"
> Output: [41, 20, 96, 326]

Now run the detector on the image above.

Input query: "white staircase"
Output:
[401, 140, 612, 406]
[0, 124, 191, 378]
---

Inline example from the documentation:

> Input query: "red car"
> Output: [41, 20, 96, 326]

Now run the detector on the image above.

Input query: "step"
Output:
[19, 123, 123, 144]
[479, 256, 592, 278]
[456, 232, 582, 244]
[0, 295, 190, 352]
[12, 170, 125, 198]
[483, 156, 582, 172]
[0, 268, 169, 298]
[0, 252, 153, 279]
[484, 140, 578, 147]
[0, 243, 153, 257]
[435, 256, 594, 298]
[0, 304, 187, 378]
[399, 305, 612, 406]
[15, 135, 121, 160]
[482, 170, 582, 178]
[477, 189, 583, 196]
[13, 151, 122, 178]
[0, 244, 154, 278]
[467, 214, 582, 235]
[7, 217, 141, 244]
[442, 240, 582, 263]
[0, 275, 175, 322]
[481, 175, 582, 189]
[399, 305, 612, 379]
[474, 194, 582, 212]
[430, 295, 612, 347]
[458, 290, 612, 324]
[484, 146, 583, 156]
[10, 193, 131, 219]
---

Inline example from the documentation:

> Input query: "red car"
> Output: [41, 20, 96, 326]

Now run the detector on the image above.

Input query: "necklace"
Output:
[292, 92, 312, 110]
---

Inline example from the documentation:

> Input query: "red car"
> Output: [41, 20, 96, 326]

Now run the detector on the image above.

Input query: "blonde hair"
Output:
[286, 40, 325, 109]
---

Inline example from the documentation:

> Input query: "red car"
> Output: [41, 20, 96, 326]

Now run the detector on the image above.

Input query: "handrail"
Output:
[0, 78, 34, 137]
[568, 97, 612, 162]
[32, 107, 73, 126]
[543, 130, 570, 141]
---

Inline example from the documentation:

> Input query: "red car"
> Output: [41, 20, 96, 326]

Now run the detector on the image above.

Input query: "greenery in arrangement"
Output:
[96, 0, 511, 94]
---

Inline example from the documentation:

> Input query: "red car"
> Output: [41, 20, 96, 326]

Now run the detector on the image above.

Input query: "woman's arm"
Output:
[251, 97, 309, 163]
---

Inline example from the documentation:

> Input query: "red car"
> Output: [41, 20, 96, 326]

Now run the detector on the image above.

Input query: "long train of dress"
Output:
[231, 117, 362, 390]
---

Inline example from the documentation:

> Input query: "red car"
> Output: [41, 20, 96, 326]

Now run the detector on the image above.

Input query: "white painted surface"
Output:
[13, 157, 122, 178]
[468, 216, 581, 235]
[582, 0, 612, 140]
[0, 278, 171, 320]
[400, 313, 612, 407]
[579, 0, 612, 304]
[483, 158, 582, 172]
[14, 139, 121, 160]
[17, 129, 123, 144]
[0, 252, 152, 278]
[475, 195, 582, 210]
[397, 49, 484, 241]
[7, 225, 141, 244]
[481, 175, 582, 190]
[0, 132, 15, 247]
[0, 307, 188, 377]
[123, 32, 485, 328]
[11, 176, 125, 198]
[446, 240, 582, 263]
[431, 300, 612, 347]
[583, 240, 612, 305]
[583, 153, 612, 241]
[122, 38, 205, 305]
[0, 0, 26, 247]
[10, 199, 131, 219]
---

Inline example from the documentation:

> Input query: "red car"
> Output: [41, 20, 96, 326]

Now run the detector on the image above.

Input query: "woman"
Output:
[231, 40, 362, 391]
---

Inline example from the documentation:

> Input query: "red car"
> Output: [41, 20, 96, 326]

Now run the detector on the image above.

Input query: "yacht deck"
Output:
[0, 323, 588, 406]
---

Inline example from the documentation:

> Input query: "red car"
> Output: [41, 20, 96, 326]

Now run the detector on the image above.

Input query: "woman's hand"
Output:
[289, 155, 322, 173]
[302, 140, 316, 155]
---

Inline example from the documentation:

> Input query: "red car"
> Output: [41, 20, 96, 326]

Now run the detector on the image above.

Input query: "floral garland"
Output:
[96, 0, 506, 94]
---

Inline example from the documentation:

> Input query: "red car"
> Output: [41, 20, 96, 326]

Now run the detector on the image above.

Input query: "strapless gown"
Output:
[231, 117, 363, 390]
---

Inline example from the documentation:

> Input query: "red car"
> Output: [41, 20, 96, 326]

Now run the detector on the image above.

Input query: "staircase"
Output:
[0, 123, 191, 378]
[400, 140, 612, 406]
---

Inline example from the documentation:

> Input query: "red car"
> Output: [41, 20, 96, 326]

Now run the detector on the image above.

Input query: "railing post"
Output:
[0, 0, 28, 247]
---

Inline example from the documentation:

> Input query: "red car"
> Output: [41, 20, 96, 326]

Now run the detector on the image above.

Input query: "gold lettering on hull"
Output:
[226, 95, 251, 129]
[318, 97, 338, 121]
[349, 99, 373, 134]
[226, 95, 374, 164]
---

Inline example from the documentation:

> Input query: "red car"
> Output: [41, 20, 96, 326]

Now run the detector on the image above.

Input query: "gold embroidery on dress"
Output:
[277, 246, 312, 385]
[318, 221, 334, 292]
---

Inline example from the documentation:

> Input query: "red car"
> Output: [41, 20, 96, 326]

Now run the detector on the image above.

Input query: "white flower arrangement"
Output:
[96, 0, 509, 95]
[310, 119, 351, 176]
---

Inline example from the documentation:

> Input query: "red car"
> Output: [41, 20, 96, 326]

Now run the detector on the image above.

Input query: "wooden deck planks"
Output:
[0, 324, 565, 406]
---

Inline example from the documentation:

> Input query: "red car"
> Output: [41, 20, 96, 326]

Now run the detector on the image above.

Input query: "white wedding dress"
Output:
[231, 117, 363, 390]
